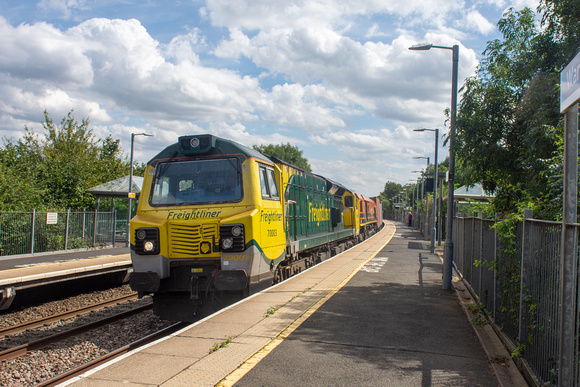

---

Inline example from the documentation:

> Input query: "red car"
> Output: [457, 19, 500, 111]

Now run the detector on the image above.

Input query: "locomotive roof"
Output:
[147, 134, 274, 166]
[316, 175, 352, 196]
[268, 155, 311, 174]
[146, 134, 355, 197]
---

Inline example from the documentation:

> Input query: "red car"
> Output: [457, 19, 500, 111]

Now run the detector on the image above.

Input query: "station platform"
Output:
[0, 247, 130, 309]
[66, 222, 527, 387]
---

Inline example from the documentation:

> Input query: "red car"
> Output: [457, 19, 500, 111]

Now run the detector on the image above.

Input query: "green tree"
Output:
[454, 7, 564, 216]
[0, 110, 129, 210]
[253, 143, 312, 172]
[381, 181, 403, 201]
[539, 0, 580, 63]
[380, 181, 403, 213]
[133, 162, 148, 177]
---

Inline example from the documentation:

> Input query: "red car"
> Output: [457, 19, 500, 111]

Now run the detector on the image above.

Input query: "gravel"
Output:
[0, 285, 135, 329]
[0, 285, 174, 386]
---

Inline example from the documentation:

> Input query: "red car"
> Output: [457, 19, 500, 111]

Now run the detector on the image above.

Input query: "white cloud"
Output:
[215, 26, 478, 130]
[0, 16, 358, 137]
[307, 125, 442, 195]
[463, 10, 496, 35]
[204, 0, 466, 31]
[0, 17, 94, 87]
[365, 23, 387, 39]
[163, 30, 204, 65]
[0, 0, 504, 191]
[509, 0, 540, 10]
[37, 0, 88, 19]
[0, 18, 251, 125]
[257, 83, 347, 132]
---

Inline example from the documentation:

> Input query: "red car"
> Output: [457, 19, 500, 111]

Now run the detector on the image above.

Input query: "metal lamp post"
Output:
[127, 132, 154, 247]
[411, 170, 423, 229]
[409, 179, 417, 226]
[409, 43, 459, 290]
[413, 156, 429, 237]
[400, 191, 407, 222]
[414, 129, 439, 253]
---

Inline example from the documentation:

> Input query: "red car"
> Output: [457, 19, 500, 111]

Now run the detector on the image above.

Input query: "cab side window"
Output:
[268, 169, 279, 197]
[259, 165, 279, 200]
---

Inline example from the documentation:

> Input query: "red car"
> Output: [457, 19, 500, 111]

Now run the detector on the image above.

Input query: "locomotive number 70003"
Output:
[223, 254, 250, 261]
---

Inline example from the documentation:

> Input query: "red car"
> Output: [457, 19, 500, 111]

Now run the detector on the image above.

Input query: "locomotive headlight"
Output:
[222, 237, 234, 250]
[231, 225, 242, 237]
[219, 224, 244, 252]
[143, 241, 155, 252]
[134, 228, 160, 255]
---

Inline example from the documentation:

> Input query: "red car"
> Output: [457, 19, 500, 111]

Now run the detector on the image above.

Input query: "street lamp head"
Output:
[409, 43, 456, 52]
[413, 156, 428, 160]
[409, 43, 433, 51]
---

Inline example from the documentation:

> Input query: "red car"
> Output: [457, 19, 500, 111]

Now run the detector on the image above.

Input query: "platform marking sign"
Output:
[360, 257, 389, 273]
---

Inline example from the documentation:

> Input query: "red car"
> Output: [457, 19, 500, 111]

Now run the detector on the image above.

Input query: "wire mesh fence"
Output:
[0, 210, 119, 257]
[453, 214, 576, 386]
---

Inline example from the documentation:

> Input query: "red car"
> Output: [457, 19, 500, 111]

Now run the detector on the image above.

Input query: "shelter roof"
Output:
[86, 175, 144, 197]
[443, 183, 495, 202]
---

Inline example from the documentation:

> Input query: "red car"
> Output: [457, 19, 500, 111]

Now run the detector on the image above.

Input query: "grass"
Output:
[209, 336, 232, 354]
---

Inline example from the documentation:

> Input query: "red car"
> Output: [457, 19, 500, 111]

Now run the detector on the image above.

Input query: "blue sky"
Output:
[0, 0, 540, 196]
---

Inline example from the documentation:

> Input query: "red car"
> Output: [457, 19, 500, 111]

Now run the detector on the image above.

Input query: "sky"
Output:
[0, 0, 541, 197]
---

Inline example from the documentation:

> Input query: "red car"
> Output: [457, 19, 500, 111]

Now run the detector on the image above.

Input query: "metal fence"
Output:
[453, 214, 576, 386]
[0, 210, 119, 257]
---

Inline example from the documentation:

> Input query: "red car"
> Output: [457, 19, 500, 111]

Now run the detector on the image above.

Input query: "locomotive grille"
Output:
[168, 223, 218, 257]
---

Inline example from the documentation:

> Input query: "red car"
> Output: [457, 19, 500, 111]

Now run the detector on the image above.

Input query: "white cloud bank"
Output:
[0, 0, 534, 194]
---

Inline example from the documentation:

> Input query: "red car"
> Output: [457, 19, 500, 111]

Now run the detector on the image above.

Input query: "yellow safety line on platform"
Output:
[217, 222, 396, 387]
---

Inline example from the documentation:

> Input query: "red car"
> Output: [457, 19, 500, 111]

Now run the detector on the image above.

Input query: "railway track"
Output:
[0, 296, 151, 362]
[37, 321, 189, 386]
[0, 293, 138, 339]
[0, 289, 185, 386]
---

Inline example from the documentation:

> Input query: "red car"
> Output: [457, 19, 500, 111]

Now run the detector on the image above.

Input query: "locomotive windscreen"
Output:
[149, 158, 242, 205]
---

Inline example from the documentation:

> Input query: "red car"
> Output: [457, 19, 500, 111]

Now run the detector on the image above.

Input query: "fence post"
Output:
[112, 210, 117, 248]
[481, 213, 488, 299]
[478, 214, 483, 296]
[518, 209, 533, 345]
[93, 209, 98, 246]
[65, 208, 70, 251]
[30, 209, 36, 255]
[493, 212, 501, 322]
[559, 103, 578, 387]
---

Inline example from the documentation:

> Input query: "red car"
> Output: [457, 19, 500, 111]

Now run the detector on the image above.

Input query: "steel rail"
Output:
[0, 293, 139, 339]
[0, 301, 152, 362]
[37, 321, 189, 387]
